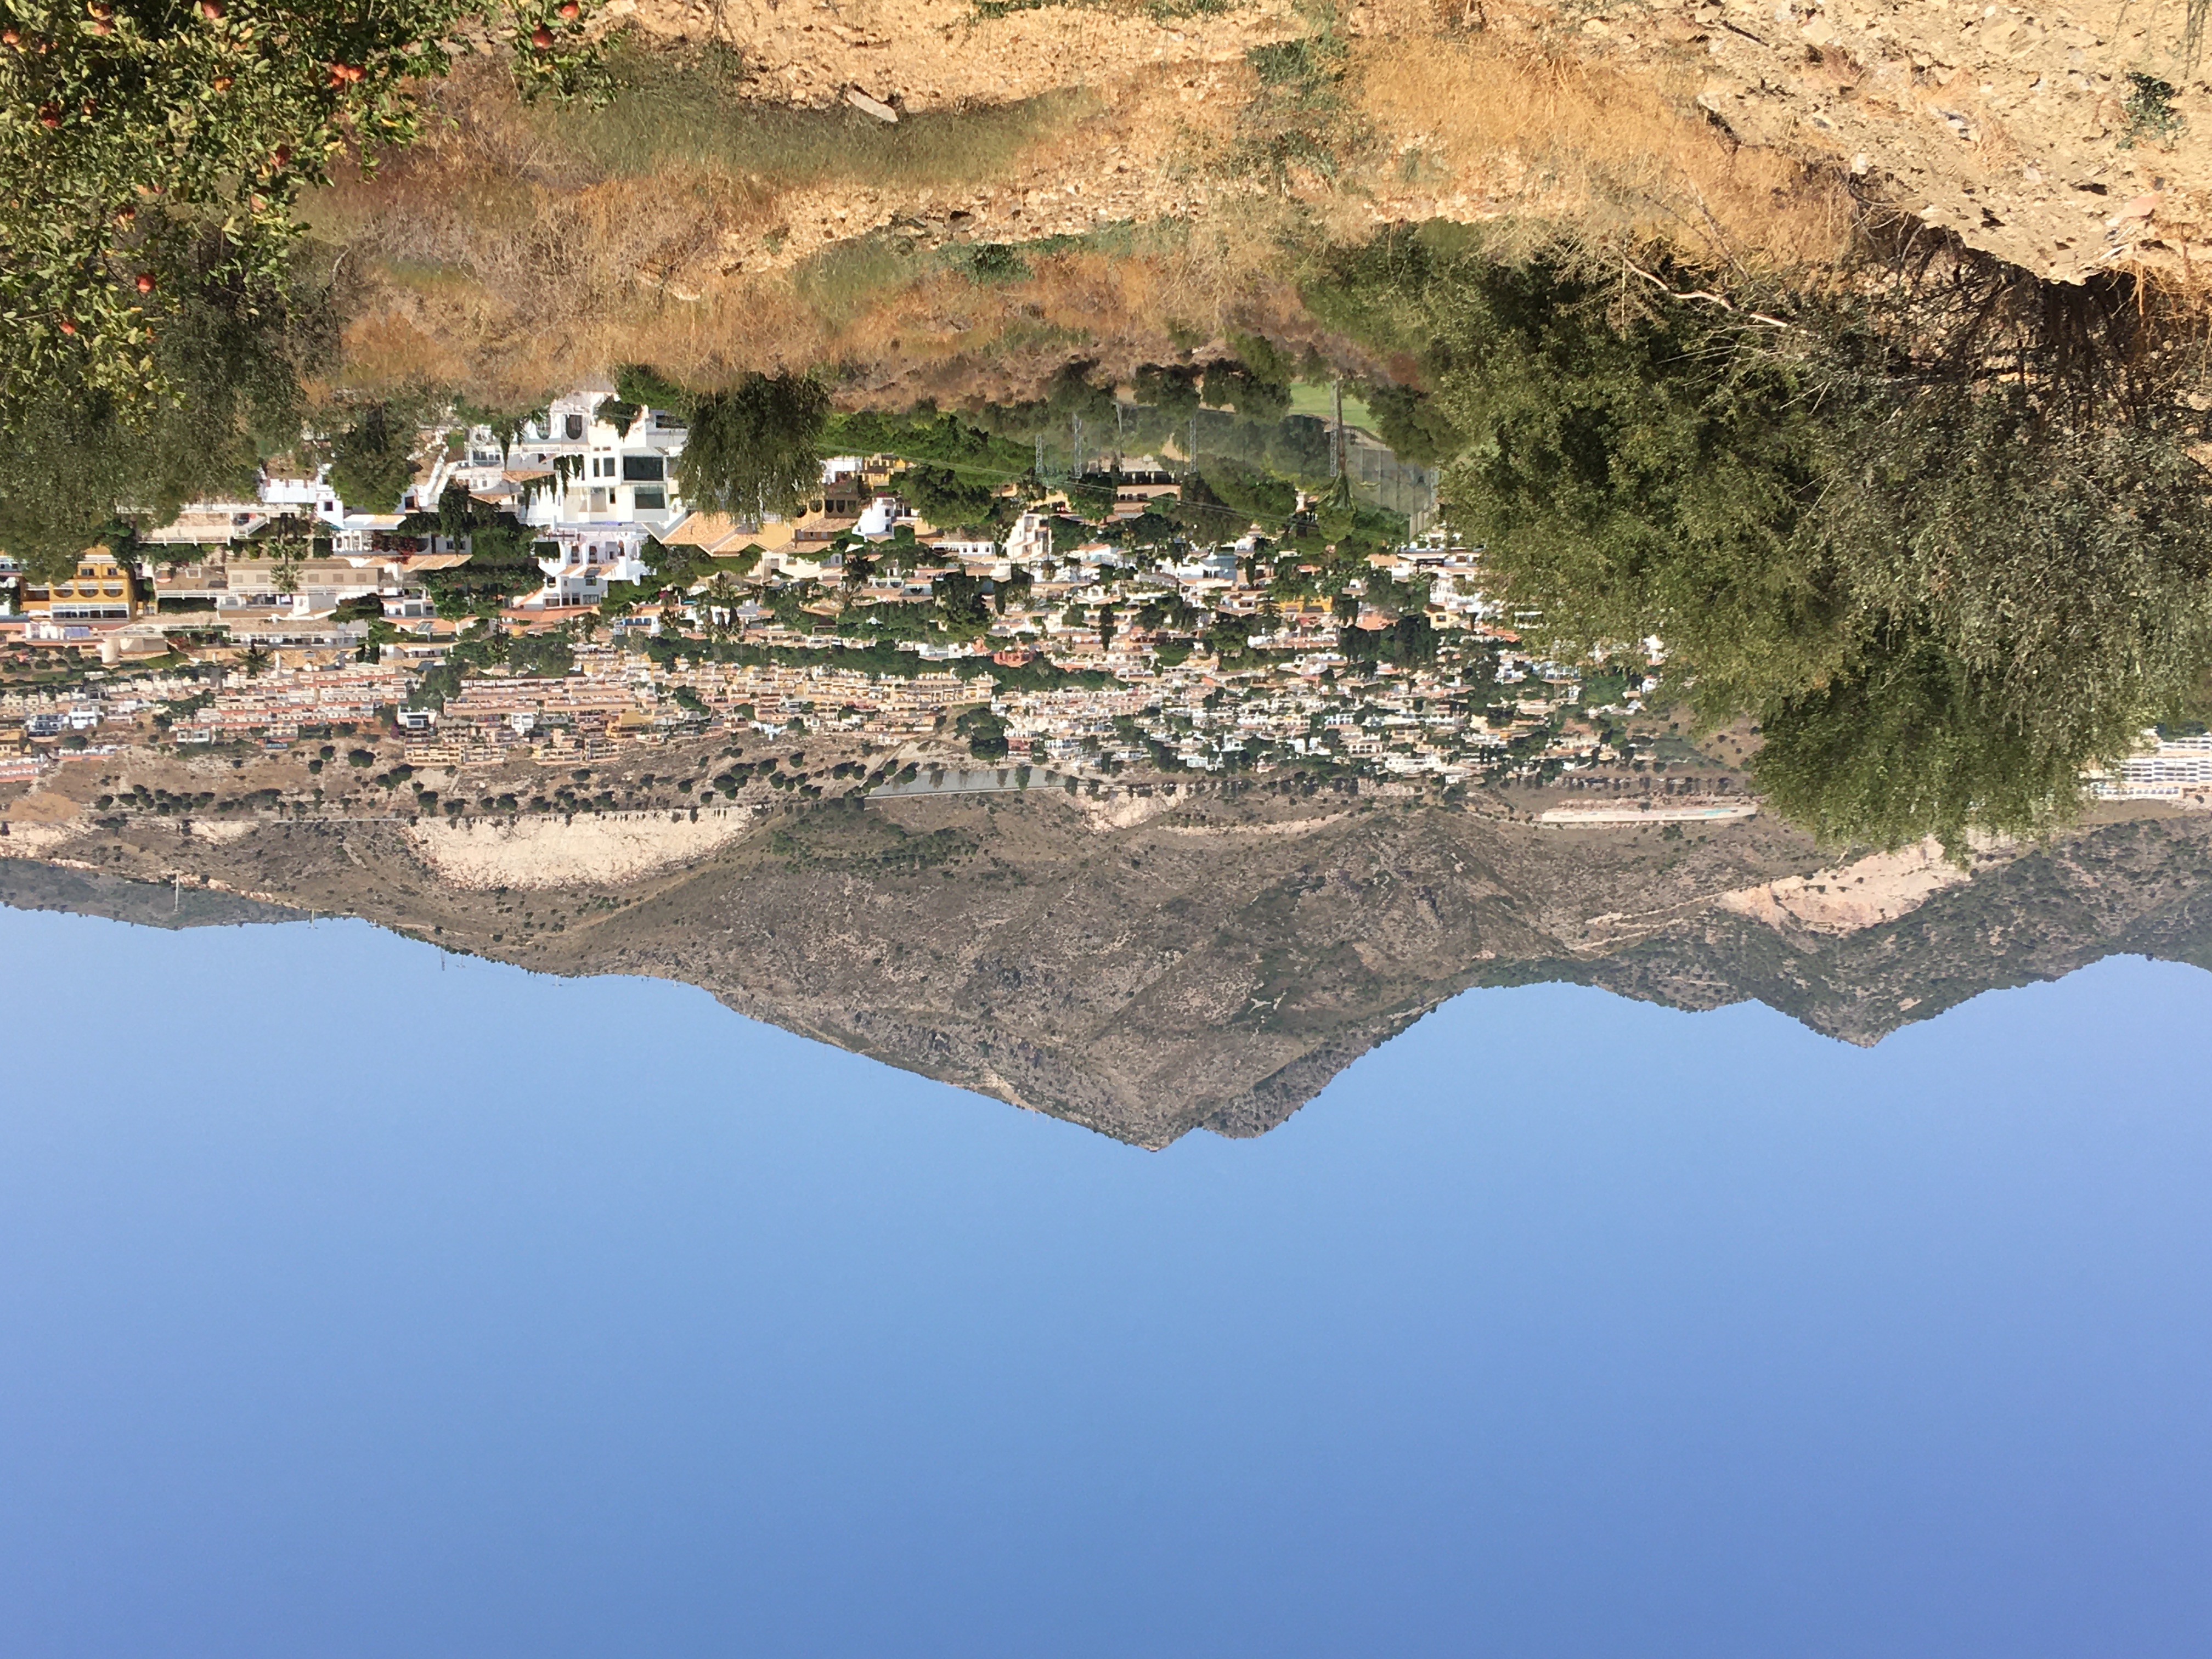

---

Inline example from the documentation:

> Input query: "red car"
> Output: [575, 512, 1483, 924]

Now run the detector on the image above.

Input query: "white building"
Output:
[522, 526, 655, 612]
[509, 391, 689, 537]
[1006, 511, 1053, 567]
[2089, 731, 2212, 799]
[494, 391, 691, 611]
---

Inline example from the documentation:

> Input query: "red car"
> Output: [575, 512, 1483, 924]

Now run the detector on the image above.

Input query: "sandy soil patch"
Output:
[0, 822, 88, 859]
[1717, 838, 1997, 934]
[1071, 790, 1189, 831]
[652, 0, 2212, 285]
[2, 788, 88, 826]
[627, 0, 1302, 113]
[405, 810, 752, 889]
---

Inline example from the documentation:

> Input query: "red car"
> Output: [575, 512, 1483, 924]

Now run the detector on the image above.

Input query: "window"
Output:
[621, 455, 665, 482]
[633, 488, 667, 511]
[565, 413, 585, 441]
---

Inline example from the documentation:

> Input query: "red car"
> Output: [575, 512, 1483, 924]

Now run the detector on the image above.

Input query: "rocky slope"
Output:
[624, 0, 2212, 285]
[327, 0, 2212, 403]
[8, 791, 2207, 1143]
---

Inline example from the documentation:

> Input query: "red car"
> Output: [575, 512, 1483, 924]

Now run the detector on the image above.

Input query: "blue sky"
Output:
[1, 906, 2208, 1657]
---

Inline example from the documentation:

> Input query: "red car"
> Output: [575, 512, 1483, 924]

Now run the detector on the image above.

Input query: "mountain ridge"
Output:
[7, 799, 2208, 1143]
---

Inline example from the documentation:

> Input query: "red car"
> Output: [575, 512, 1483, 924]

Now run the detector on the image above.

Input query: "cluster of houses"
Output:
[0, 387, 1635, 789]
[0, 391, 689, 659]
[15, 385, 2184, 811]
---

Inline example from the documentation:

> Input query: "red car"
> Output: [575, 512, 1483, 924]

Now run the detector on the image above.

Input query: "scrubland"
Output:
[306, 3, 1868, 407]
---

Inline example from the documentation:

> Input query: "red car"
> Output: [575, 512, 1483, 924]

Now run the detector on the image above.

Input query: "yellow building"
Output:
[19, 547, 140, 620]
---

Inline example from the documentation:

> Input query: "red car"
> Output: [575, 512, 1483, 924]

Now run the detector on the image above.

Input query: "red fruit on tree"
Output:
[558, 2, 580, 16]
[531, 25, 554, 48]
[211, 75, 232, 91]
[58, 321, 77, 336]
[37, 103, 60, 128]
[199, 0, 224, 18]
[135, 273, 155, 294]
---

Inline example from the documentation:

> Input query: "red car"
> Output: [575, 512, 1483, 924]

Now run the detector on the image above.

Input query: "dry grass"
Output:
[298, 17, 1866, 409]
[1353, 31, 1857, 275]
[305, 48, 1292, 406]
[546, 41, 1097, 189]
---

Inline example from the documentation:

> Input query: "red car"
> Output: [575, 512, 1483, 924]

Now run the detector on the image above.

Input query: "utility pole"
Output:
[1071, 413, 1084, 486]
[1035, 433, 1044, 485]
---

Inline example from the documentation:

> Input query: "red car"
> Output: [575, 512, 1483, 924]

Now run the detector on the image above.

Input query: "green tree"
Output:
[902, 462, 997, 529]
[1429, 257, 1842, 721]
[0, 240, 319, 582]
[678, 372, 831, 520]
[1341, 612, 1436, 668]
[1341, 229, 2212, 850]
[956, 705, 1008, 760]
[1201, 358, 1291, 424]
[325, 401, 416, 511]
[1362, 381, 1465, 467]
[1752, 627, 2095, 849]
[1194, 456, 1297, 524]
[933, 570, 991, 631]
[406, 482, 548, 615]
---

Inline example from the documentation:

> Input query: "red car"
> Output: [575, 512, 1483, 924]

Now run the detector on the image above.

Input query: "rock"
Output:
[844, 87, 899, 123]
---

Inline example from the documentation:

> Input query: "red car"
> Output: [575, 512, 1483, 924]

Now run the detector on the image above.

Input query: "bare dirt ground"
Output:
[620, 0, 1307, 110]
[320, 0, 2212, 401]
[1673, 0, 2212, 282]
[1716, 837, 1990, 933]
[404, 808, 756, 887]
[627, 0, 2212, 285]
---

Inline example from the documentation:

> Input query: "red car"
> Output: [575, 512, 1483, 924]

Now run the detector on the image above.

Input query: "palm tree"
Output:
[702, 571, 743, 639]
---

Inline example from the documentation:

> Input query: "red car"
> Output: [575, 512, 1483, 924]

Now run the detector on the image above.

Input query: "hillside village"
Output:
[1, 388, 2203, 821]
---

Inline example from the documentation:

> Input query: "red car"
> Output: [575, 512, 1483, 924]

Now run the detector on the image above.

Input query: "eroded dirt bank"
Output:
[323, 0, 2212, 401]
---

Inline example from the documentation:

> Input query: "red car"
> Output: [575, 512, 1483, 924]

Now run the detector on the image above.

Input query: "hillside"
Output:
[307, 0, 2212, 404]
[8, 789, 2207, 1144]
